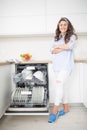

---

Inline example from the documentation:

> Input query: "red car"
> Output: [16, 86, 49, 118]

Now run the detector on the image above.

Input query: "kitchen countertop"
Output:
[75, 59, 87, 63]
[0, 60, 51, 66]
[0, 59, 87, 66]
[0, 62, 13, 66]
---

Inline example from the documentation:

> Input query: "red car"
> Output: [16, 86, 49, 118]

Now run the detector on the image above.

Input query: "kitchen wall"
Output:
[0, 34, 87, 61]
[0, 36, 52, 61]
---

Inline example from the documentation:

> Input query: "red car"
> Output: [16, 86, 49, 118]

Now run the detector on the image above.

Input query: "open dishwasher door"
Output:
[5, 63, 49, 115]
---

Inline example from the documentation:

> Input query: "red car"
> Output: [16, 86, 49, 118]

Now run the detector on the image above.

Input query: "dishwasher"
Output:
[5, 63, 49, 115]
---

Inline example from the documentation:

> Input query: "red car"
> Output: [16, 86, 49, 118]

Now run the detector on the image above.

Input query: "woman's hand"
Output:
[52, 46, 63, 54]
[59, 44, 69, 50]
[52, 43, 70, 54]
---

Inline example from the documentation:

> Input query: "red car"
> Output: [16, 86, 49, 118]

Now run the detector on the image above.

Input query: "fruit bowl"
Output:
[20, 53, 32, 61]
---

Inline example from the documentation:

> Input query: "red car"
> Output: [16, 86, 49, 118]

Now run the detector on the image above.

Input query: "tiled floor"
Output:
[0, 105, 87, 130]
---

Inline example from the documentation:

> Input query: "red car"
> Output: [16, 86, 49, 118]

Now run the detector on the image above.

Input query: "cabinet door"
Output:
[0, 64, 12, 118]
[81, 63, 87, 107]
[46, 0, 87, 33]
[0, 0, 46, 35]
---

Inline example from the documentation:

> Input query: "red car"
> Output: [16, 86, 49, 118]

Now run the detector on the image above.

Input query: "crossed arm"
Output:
[51, 35, 76, 54]
[52, 43, 70, 54]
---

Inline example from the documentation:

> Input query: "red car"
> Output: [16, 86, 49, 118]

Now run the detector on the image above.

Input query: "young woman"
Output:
[48, 17, 78, 123]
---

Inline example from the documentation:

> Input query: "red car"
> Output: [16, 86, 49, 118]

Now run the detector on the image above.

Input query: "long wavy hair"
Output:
[54, 17, 78, 43]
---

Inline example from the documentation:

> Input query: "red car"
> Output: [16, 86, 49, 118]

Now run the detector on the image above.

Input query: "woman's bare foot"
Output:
[63, 103, 69, 112]
[52, 105, 59, 114]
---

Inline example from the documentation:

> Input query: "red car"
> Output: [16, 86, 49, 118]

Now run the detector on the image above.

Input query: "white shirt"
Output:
[50, 35, 76, 71]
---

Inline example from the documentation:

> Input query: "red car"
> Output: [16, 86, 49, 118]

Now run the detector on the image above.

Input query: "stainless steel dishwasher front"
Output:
[5, 63, 49, 115]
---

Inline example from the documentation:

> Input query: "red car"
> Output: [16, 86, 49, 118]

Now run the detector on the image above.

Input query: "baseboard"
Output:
[49, 103, 84, 107]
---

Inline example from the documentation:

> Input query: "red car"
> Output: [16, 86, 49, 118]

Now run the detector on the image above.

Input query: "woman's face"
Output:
[59, 21, 68, 35]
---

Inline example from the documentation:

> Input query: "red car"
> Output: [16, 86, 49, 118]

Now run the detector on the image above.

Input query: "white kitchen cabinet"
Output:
[0, 64, 12, 118]
[80, 63, 87, 107]
[46, 0, 87, 33]
[1, 0, 87, 35]
[48, 63, 81, 103]
[46, 14, 87, 33]
[0, 0, 46, 35]
[0, 16, 46, 35]
[46, 0, 87, 15]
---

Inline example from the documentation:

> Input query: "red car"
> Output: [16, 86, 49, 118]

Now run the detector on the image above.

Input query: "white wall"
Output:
[0, 34, 87, 61]
[0, 0, 87, 34]
[0, 36, 52, 61]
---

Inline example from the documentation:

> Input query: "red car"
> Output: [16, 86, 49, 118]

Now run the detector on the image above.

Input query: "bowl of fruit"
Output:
[20, 53, 32, 61]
